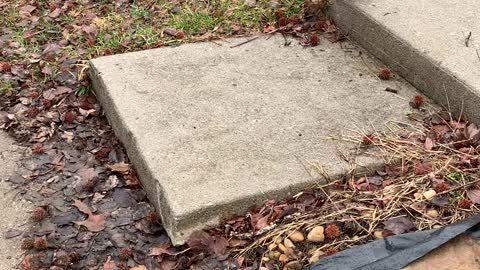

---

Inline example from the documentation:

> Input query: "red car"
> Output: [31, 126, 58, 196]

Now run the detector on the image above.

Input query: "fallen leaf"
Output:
[367, 176, 383, 186]
[103, 257, 119, 270]
[148, 243, 172, 256]
[263, 25, 276, 33]
[74, 213, 106, 232]
[467, 189, 480, 204]
[384, 216, 416, 235]
[73, 199, 93, 215]
[61, 131, 74, 143]
[107, 162, 130, 174]
[72, 199, 106, 232]
[187, 231, 229, 256]
[49, 8, 62, 18]
[158, 260, 177, 270]
[19, 5, 36, 18]
[414, 161, 433, 175]
[424, 137, 434, 150]
[431, 195, 449, 207]
[130, 266, 147, 270]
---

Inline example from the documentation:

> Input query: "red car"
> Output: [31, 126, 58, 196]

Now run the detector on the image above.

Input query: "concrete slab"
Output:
[90, 35, 426, 245]
[330, 0, 480, 123]
[0, 132, 30, 270]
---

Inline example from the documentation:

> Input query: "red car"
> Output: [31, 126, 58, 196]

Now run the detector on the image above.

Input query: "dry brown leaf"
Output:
[73, 199, 106, 232]
[74, 214, 106, 232]
[148, 243, 173, 256]
[467, 189, 480, 204]
[158, 260, 177, 270]
[103, 257, 118, 270]
[424, 137, 434, 150]
[130, 266, 147, 270]
[73, 199, 93, 215]
[107, 162, 130, 174]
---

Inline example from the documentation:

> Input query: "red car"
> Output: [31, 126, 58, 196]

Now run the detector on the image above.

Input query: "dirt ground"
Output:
[0, 131, 31, 270]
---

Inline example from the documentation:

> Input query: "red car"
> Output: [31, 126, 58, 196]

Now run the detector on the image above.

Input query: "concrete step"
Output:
[90, 35, 429, 245]
[330, 0, 480, 123]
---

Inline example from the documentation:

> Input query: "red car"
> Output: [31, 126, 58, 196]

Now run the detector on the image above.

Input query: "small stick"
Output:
[385, 87, 399, 94]
[476, 49, 480, 62]
[465, 31, 472, 47]
[230, 36, 259, 48]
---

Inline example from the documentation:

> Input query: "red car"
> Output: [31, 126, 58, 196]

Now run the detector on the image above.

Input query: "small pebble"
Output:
[383, 185, 395, 193]
[288, 231, 305, 242]
[308, 249, 324, 264]
[414, 192, 423, 200]
[260, 268, 269, 270]
[283, 260, 302, 270]
[433, 225, 442, 229]
[261, 257, 270, 262]
[272, 251, 281, 258]
[278, 254, 290, 263]
[268, 243, 277, 251]
[275, 237, 283, 244]
[284, 238, 295, 248]
[307, 226, 325, 242]
[373, 230, 384, 239]
[278, 243, 288, 253]
[423, 190, 437, 200]
[426, 209, 439, 218]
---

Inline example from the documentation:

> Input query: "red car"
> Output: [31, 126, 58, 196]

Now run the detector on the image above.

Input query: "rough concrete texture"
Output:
[404, 234, 480, 270]
[90, 35, 430, 245]
[330, 0, 480, 123]
[0, 132, 30, 269]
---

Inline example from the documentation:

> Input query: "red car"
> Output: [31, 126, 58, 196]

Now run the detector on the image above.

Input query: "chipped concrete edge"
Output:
[89, 59, 385, 245]
[329, 0, 480, 124]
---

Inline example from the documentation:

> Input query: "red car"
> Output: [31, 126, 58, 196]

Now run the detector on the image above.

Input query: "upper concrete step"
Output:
[330, 0, 480, 123]
[90, 35, 426, 245]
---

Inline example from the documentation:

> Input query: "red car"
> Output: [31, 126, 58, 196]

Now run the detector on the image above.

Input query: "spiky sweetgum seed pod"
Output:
[309, 34, 320, 46]
[325, 248, 338, 256]
[82, 179, 96, 191]
[325, 224, 341, 239]
[434, 182, 449, 193]
[378, 68, 391, 80]
[69, 252, 81, 262]
[55, 254, 72, 267]
[21, 238, 35, 250]
[410, 95, 423, 109]
[31, 207, 46, 222]
[175, 31, 185, 39]
[146, 211, 158, 223]
[119, 248, 133, 260]
[458, 198, 472, 209]
[277, 17, 288, 27]
[361, 134, 375, 145]
[34, 236, 48, 250]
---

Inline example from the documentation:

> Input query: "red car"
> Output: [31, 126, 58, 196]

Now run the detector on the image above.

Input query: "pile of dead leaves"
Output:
[180, 111, 480, 270]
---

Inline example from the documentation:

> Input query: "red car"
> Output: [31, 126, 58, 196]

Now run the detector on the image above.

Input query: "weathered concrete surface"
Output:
[330, 0, 480, 123]
[90, 35, 430, 245]
[404, 234, 480, 270]
[0, 132, 30, 269]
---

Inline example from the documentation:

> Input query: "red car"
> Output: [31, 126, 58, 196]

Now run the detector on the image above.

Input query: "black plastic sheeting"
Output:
[309, 215, 480, 270]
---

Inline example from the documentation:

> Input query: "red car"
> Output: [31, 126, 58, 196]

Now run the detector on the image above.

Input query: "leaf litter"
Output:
[2, 0, 480, 269]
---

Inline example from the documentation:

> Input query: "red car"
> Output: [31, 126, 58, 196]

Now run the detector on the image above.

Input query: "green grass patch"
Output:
[167, 11, 218, 34]
[0, 81, 16, 97]
[130, 5, 151, 19]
